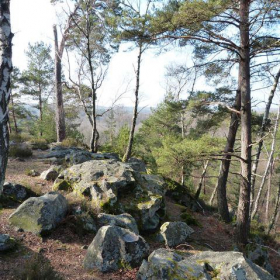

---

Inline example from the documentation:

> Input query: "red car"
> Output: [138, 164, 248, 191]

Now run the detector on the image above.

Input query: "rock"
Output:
[26, 169, 40, 177]
[127, 158, 147, 173]
[138, 249, 276, 280]
[136, 195, 164, 232]
[40, 166, 60, 181]
[84, 225, 149, 272]
[0, 234, 16, 252]
[3, 182, 28, 202]
[53, 157, 167, 232]
[137, 248, 210, 280]
[72, 207, 97, 234]
[139, 174, 167, 196]
[159, 221, 194, 247]
[246, 243, 274, 275]
[97, 213, 139, 234]
[53, 159, 135, 207]
[9, 192, 68, 235]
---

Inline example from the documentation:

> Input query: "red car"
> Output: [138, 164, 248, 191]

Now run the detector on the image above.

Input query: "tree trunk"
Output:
[209, 162, 222, 206]
[195, 160, 209, 200]
[10, 93, 18, 133]
[0, 0, 13, 195]
[123, 43, 143, 162]
[216, 88, 241, 222]
[39, 91, 43, 137]
[53, 25, 66, 142]
[236, 0, 251, 246]
[267, 179, 280, 234]
[251, 67, 280, 210]
[251, 103, 280, 219]
[265, 160, 274, 224]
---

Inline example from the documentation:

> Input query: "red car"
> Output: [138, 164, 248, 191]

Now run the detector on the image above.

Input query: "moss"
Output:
[53, 180, 72, 191]
[117, 259, 132, 270]
[9, 215, 42, 235]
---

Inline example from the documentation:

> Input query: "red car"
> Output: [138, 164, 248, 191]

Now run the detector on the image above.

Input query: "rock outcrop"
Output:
[84, 225, 149, 272]
[53, 158, 167, 231]
[40, 166, 61, 181]
[9, 192, 68, 235]
[138, 249, 276, 280]
[159, 221, 194, 247]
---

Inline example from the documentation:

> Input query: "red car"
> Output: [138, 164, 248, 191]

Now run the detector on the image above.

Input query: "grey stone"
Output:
[138, 249, 276, 280]
[84, 225, 149, 272]
[159, 221, 194, 247]
[0, 234, 16, 252]
[3, 182, 28, 201]
[137, 248, 210, 280]
[127, 158, 147, 173]
[9, 192, 68, 235]
[97, 213, 139, 234]
[40, 166, 60, 181]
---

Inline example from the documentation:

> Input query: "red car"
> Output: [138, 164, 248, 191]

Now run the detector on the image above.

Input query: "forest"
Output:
[0, 0, 280, 279]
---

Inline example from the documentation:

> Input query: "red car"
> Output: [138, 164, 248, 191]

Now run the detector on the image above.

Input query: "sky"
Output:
[10, 0, 191, 108]
[10, 0, 276, 110]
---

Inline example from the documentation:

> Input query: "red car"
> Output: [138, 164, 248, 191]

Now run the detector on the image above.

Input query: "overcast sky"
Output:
[10, 0, 275, 110]
[11, 0, 193, 108]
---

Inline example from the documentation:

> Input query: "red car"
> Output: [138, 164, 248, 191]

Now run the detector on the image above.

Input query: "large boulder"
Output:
[53, 159, 136, 206]
[138, 249, 276, 280]
[53, 158, 167, 232]
[159, 221, 194, 247]
[9, 192, 68, 235]
[138, 249, 210, 280]
[0, 234, 16, 252]
[84, 225, 149, 272]
[97, 213, 139, 234]
[3, 182, 29, 202]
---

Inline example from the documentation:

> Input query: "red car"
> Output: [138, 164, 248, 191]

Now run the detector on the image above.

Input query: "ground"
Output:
[0, 152, 279, 280]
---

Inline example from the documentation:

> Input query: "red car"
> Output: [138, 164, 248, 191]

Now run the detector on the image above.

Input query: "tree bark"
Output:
[251, 68, 280, 209]
[10, 92, 18, 133]
[236, 0, 251, 246]
[0, 0, 13, 195]
[216, 88, 241, 222]
[195, 160, 209, 200]
[251, 103, 280, 219]
[209, 162, 222, 206]
[123, 43, 143, 162]
[53, 25, 66, 142]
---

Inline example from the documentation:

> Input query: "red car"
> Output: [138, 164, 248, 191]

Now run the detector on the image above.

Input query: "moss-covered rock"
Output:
[84, 225, 149, 272]
[9, 192, 68, 235]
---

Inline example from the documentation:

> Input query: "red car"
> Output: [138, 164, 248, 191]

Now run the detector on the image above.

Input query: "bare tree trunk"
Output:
[209, 162, 222, 206]
[10, 93, 18, 133]
[265, 160, 274, 224]
[267, 179, 280, 235]
[39, 91, 43, 137]
[217, 88, 241, 222]
[236, 0, 251, 246]
[251, 103, 280, 219]
[251, 68, 280, 206]
[195, 160, 209, 200]
[53, 25, 66, 142]
[123, 43, 143, 162]
[0, 0, 13, 195]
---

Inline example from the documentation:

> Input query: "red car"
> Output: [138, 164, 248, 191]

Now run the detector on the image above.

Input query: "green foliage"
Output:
[101, 124, 130, 158]
[16, 254, 63, 280]
[29, 138, 49, 150]
[30, 104, 56, 143]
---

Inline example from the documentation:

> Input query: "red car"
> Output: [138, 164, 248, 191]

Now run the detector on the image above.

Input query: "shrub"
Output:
[16, 254, 63, 280]
[61, 138, 86, 148]
[9, 144, 32, 158]
[29, 138, 49, 150]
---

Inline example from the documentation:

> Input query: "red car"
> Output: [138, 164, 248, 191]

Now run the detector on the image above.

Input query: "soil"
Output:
[0, 151, 279, 280]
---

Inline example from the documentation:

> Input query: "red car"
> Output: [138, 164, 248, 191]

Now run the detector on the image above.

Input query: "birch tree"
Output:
[0, 0, 13, 195]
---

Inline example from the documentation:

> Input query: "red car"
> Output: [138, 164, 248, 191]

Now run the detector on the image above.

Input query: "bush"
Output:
[16, 254, 63, 280]
[9, 144, 32, 158]
[61, 137, 86, 148]
[29, 138, 49, 150]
